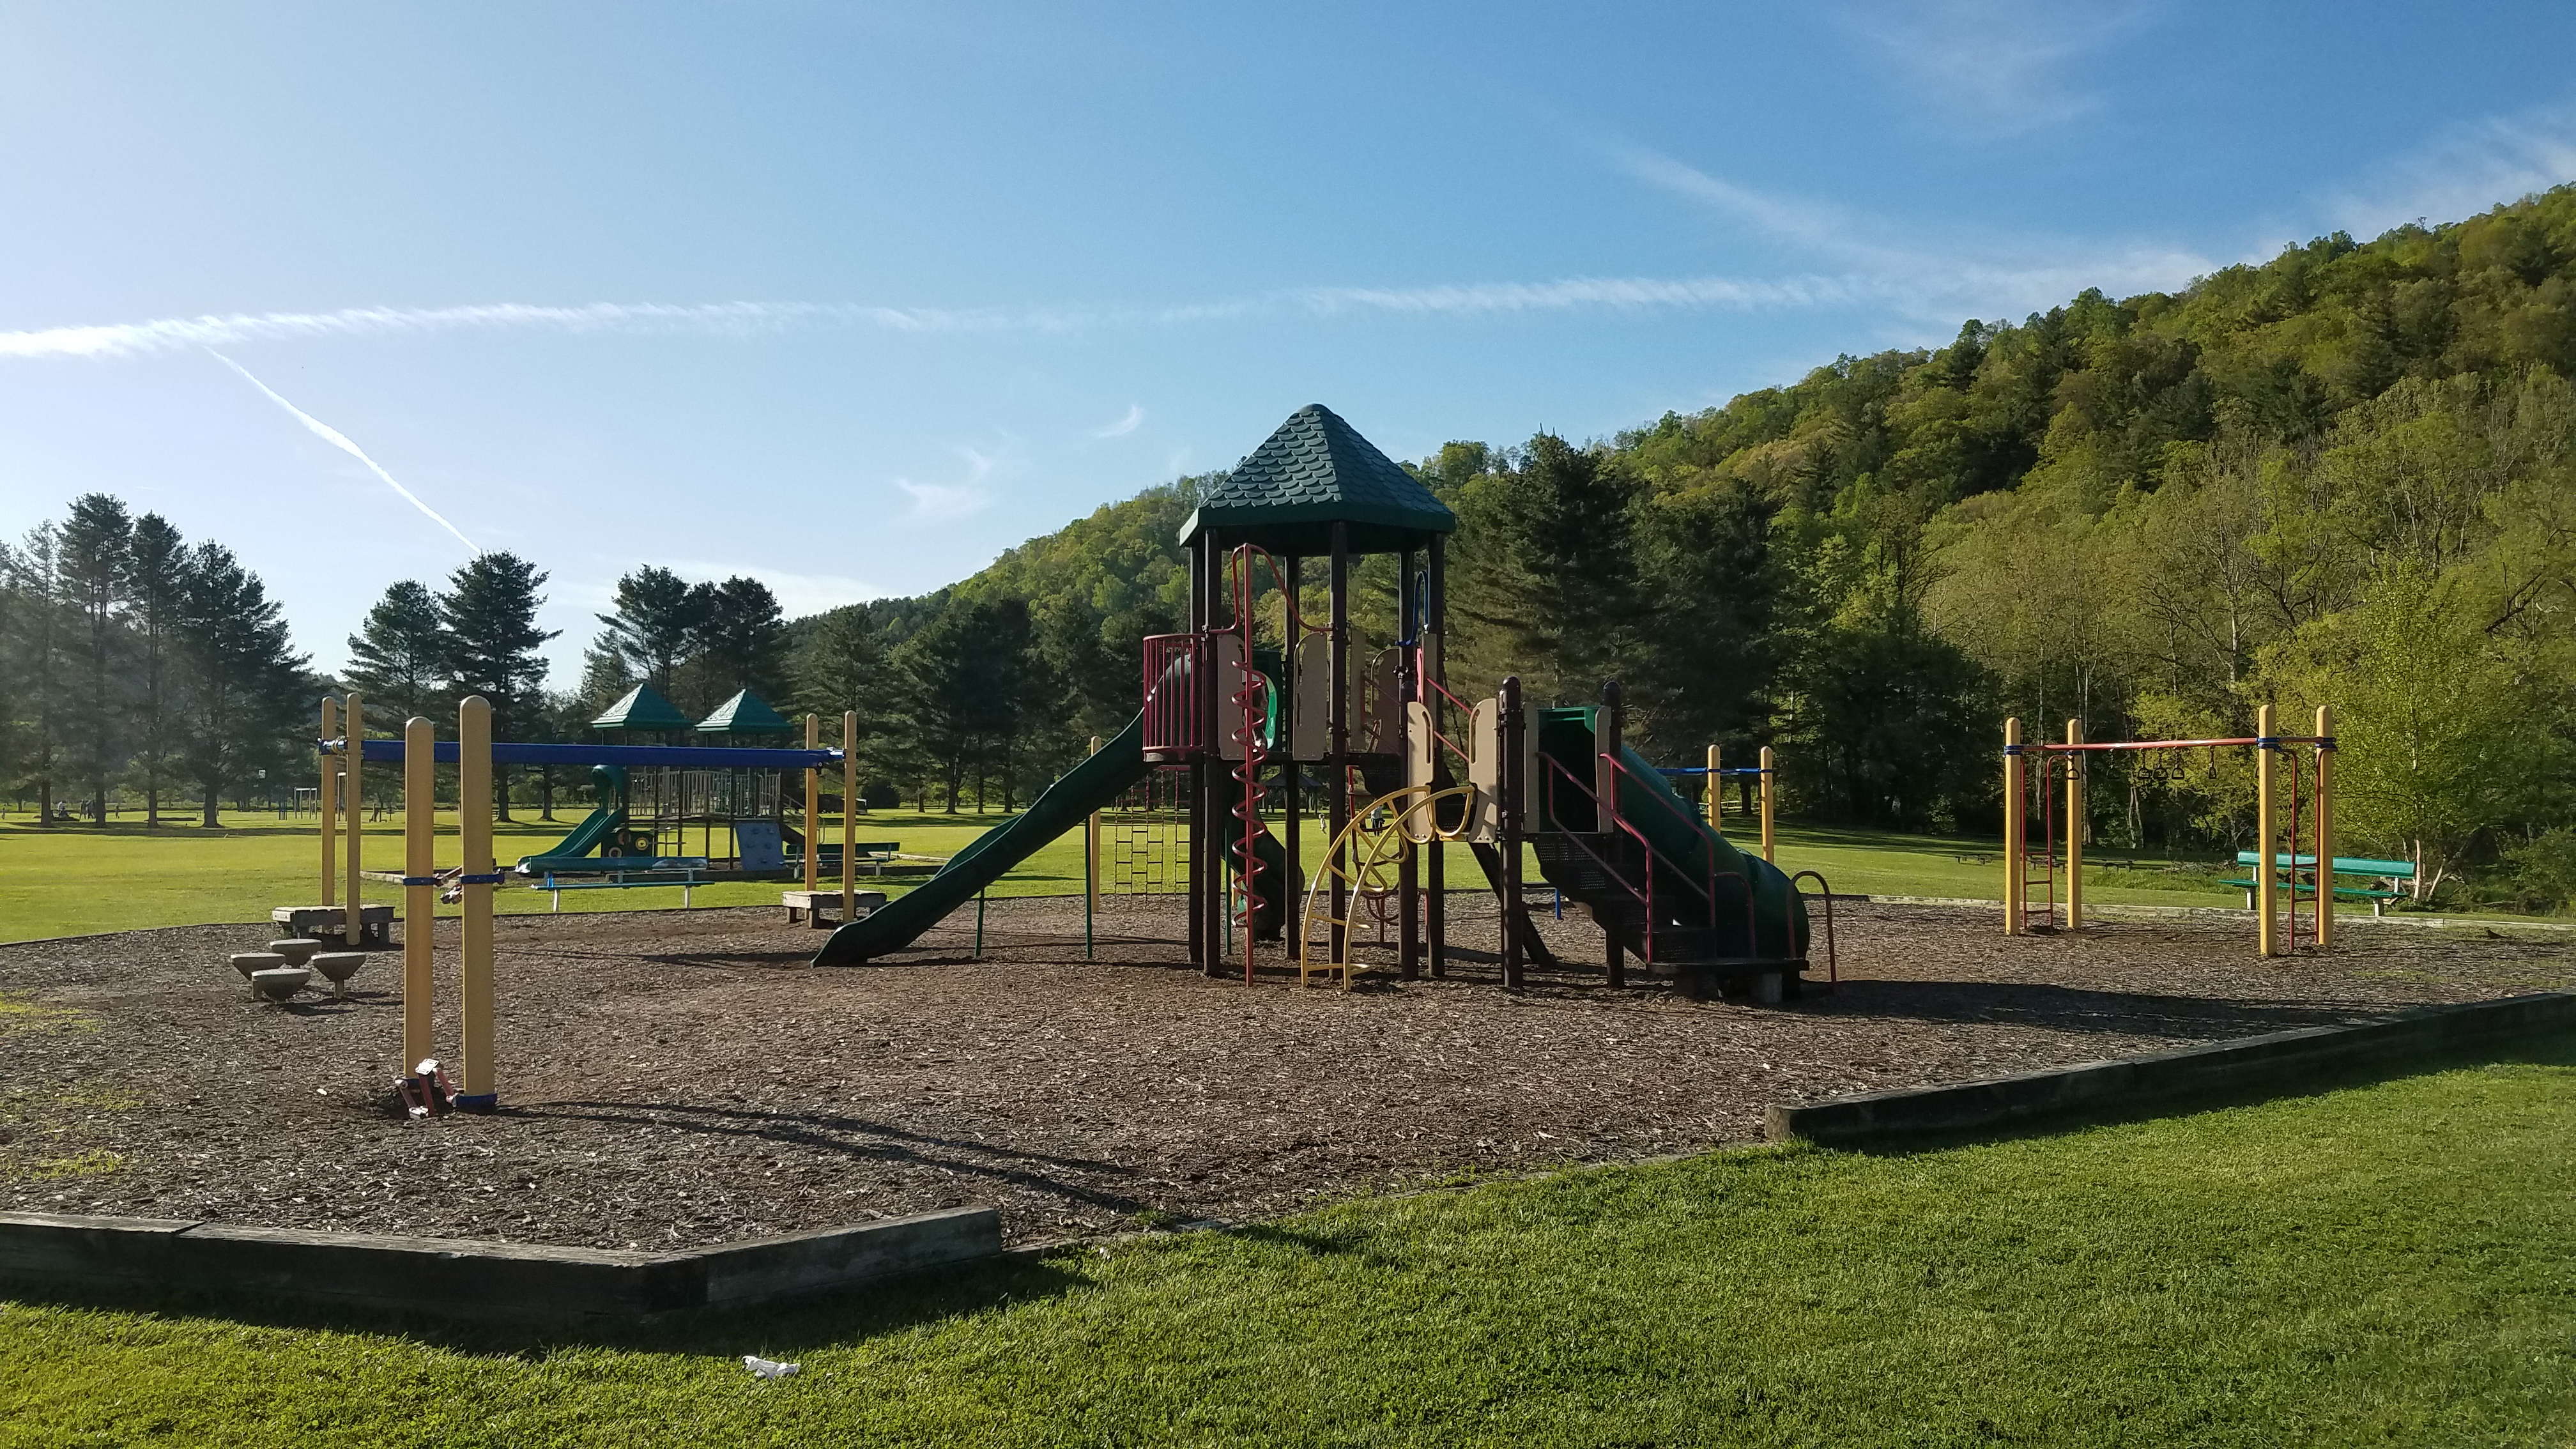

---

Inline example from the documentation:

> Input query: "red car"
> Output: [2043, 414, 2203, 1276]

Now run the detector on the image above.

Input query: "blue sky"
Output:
[4, 1, 2573, 685]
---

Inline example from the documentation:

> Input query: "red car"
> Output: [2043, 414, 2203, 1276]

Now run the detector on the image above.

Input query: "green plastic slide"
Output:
[514, 765, 627, 870]
[1534, 707, 1808, 960]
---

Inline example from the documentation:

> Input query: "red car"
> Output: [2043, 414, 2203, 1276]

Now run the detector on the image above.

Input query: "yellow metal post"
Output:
[841, 710, 857, 926]
[1706, 743, 1722, 832]
[343, 692, 364, 946]
[2314, 704, 2334, 951]
[803, 714, 820, 893]
[2003, 717, 2023, 934]
[402, 716, 434, 1075]
[1758, 746, 1775, 863]
[2256, 703, 2278, 957]
[2065, 718, 2084, 931]
[458, 695, 495, 1107]
[1086, 735, 1103, 917]
[320, 696, 339, 905]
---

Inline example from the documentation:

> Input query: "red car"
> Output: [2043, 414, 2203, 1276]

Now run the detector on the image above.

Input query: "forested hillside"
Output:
[776, 187, 2576, 908]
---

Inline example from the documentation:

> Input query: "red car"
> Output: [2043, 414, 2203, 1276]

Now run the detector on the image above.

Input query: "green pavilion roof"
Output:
[1179, 403, 1457, 556]
[590, 683, 692, 733]
[695, 688, 793, 736]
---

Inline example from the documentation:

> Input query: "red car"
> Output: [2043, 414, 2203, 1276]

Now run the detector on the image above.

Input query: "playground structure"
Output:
[2004, 703, 2338, 957]
[814, 403, 1822, 999]
[303, 693, 857, 1112]
[1659, 744, 1777, 863]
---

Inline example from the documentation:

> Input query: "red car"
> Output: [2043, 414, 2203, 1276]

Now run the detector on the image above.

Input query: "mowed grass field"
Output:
[0, 804, 2280, 943]
[4, 1041, 2572, 1446]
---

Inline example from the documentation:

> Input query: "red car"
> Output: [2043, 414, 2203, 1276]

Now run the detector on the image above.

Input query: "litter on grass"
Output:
[744, 1356, 800, 1380]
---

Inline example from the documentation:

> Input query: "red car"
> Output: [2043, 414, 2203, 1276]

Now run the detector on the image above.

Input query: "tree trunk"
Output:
[201, 783, 220, 828]
[540, 769, 556, 821]
[146, 783, 159, 829]
[36, 782, 52, 827]
[494, 766, 514, 822]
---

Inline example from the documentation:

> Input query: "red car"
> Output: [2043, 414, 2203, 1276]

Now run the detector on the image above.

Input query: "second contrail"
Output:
[207, 350, 480, 556]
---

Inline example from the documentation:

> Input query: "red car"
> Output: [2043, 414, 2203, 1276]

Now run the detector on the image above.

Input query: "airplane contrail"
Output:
[208, 350, 480, 556]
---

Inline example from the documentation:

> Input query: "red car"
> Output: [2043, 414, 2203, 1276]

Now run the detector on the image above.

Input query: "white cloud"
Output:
[1615, 146, 2219, 321]
[658, 562, 886, 618]
[1093, 402, 1144, 438]
[2328, 105, 2576, 240]
[0, 299, 1094, 362]
[207, 349, 481, 556]
[1831, 0, 2158, 137]
[896, 479, 992, 522]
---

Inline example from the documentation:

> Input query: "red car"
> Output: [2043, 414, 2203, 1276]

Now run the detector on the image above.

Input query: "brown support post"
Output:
[1426, 534, 1446, 977]
[1499, 675, 1525, 989]
[1398, 548, 1420, 980]
[1281, 555, 1301, 965]
[1601, 679, 1625, 988]
[1328, 523, 1350, 967]
[1185, 536, 1209, 974]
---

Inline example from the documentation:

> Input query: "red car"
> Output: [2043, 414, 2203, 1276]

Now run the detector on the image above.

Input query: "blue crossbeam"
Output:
[325, 739, 841, 769]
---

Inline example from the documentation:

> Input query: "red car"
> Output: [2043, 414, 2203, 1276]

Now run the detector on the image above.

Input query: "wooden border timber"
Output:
[1767, 992, 2576, 1144]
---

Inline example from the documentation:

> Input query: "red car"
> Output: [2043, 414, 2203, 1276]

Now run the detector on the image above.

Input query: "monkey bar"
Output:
[2002, 705, 2336, 958]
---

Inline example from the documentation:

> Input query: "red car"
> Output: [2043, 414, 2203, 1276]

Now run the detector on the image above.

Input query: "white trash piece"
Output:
[743, 1356, 801, 1380]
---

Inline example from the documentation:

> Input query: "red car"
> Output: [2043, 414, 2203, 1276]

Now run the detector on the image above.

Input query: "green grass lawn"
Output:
[0, 805, 2264, 944]
[5, 1039, 2572, 1446]
[8, 802, 2545, 944]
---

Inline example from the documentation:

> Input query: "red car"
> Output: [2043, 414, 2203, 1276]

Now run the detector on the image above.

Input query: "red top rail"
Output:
[2012, 735, 2333, 753]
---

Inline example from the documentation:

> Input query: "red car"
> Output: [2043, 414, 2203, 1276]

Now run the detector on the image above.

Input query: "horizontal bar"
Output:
[324, 739, 841, 769]
[1654, 766, 1774, 776]
[2007, 736, 2329, 753]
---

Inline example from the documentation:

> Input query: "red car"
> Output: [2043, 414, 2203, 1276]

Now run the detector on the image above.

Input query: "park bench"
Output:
[2224, 852, 2417, 916]
[807, 841, 903, 876]
[530, 858, 712, 910]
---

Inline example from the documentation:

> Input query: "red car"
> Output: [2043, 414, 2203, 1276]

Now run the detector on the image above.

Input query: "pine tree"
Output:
[690, 575, 788, 704]
[4, 523, 70, 824]
[123, 513, 190, 826]
[438, 551, 556, 821]
[346, 579, 452, 727]
[57, 494, 132, 821]
[592, 565, 705, 699]
[175, 542, 309, 827]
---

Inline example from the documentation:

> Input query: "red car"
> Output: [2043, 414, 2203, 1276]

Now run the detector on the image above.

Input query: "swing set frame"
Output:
[2003, 703, 2336, 958]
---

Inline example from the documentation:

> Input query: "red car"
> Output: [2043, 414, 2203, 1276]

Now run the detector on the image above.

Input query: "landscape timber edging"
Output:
[1766, 991, 2576, 1144]
[0, 1204, 1000, 1324]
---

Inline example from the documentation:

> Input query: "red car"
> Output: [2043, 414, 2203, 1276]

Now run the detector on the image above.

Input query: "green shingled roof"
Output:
[1179, 404, 1456, 555]
[695, 688, 793, 736]
[590, 683, 692, 733]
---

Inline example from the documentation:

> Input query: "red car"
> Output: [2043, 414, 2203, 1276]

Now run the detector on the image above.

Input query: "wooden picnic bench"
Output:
[529, 858, 712, 910]
[2225, 852, 2416, 916]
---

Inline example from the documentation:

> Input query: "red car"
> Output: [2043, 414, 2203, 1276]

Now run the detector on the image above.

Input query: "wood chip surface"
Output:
[4, 896, 2567, 1248]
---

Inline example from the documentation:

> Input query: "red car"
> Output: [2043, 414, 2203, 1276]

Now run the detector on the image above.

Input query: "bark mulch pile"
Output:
[4, 894, 2566, 1249]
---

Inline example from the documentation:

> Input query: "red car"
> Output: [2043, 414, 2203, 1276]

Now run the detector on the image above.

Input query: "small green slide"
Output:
[515, 765, 626, 870]
[1535, 707, 1808, 961]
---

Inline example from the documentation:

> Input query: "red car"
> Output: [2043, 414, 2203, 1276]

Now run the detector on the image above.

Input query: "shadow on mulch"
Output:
[526, 1098, 1153, 1217]
[1830, 1024, 2576, 1160]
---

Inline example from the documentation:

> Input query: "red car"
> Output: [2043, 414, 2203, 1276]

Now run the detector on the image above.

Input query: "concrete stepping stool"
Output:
[267, 938, 321, 967]
[250, 966, 310, 1003]
[230, 951, 285, 991]
[310, 953, 366, 998]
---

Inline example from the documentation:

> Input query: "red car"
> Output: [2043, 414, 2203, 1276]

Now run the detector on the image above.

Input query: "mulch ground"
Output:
[4, 894, 2569, 1250]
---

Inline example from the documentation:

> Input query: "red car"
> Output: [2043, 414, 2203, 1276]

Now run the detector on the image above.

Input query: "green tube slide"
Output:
[1534, 706, 1808, 960]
